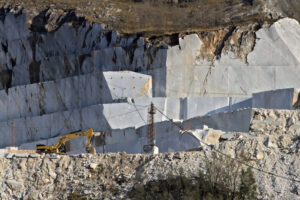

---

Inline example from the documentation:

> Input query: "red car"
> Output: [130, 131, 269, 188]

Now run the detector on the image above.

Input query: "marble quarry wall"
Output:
[10, 87, 299, 150]
[20, 107, 300, 154]
[1, 9, 300, 152]
[165, 18, 300, 97]
[252, 88, 300, 110]
[1, 10, 300, 97]
[0, 70, 152, 122]
[0, 96, 251, 148]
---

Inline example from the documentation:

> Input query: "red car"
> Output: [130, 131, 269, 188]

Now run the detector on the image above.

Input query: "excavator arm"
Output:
[36, 128, 102, 154]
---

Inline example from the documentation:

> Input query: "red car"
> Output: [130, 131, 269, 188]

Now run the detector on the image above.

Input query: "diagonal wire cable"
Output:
[153, 105, 300, 183]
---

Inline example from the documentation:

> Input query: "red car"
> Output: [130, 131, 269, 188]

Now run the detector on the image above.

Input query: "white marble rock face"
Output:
[0, 70, 152, 122]
[6, 87, 299, 149]
[0, 13, 300, 97]
[165, 18, 300, 97]
[0, 94, 253, 148]
[17, 108, 251, 154]
[0, 10, 300, 151]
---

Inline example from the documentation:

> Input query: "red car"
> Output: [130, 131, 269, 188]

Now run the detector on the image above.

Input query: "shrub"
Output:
[67, 191, 88, 200]
[238, 168, 258, 200]
[128, 154, 258, 200]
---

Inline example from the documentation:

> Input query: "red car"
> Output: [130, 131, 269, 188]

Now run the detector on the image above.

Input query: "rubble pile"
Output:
[1, 109, 300, 200]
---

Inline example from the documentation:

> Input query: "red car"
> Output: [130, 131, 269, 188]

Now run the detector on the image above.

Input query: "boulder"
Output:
[46, 154, 60, 159]
[220, 133, 234, 141]
[6, 180, 23, 190]
[278, 135, 293, 149]
[264, 137, 278, 148]
[29, 153, 41, 158]
[192, 128, 224, 146]
[14, 153, 29, 158]
[5, 153, 14, 159]
[89, 163, 97, 170]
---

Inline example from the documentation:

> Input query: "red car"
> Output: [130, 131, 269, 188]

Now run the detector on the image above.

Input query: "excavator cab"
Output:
[36, 144, 60, 154]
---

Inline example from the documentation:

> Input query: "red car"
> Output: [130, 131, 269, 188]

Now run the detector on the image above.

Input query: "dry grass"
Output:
[0, 0, 275, 36]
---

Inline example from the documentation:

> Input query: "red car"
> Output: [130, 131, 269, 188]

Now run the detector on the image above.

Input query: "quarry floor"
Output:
[1, 128, 300, 200]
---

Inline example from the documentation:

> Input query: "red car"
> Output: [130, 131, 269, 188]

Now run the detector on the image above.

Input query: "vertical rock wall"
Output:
[1, 8, 300, 150]
[2, 10, 300, 98]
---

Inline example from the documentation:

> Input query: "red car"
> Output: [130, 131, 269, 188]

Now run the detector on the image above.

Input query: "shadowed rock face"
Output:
[268, 0, 300, 21]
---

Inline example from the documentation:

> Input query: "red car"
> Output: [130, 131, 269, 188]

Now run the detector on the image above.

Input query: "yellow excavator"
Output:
[36, 128, 102, 154]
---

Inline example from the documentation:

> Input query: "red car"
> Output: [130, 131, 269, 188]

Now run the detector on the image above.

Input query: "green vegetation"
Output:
[128, 155, 257, 200]
[238, 168, 258, 200]
[68, 191, 88, 200]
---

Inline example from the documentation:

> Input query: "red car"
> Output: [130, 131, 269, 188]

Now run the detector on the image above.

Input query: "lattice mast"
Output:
[147, 103, 156, 146]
